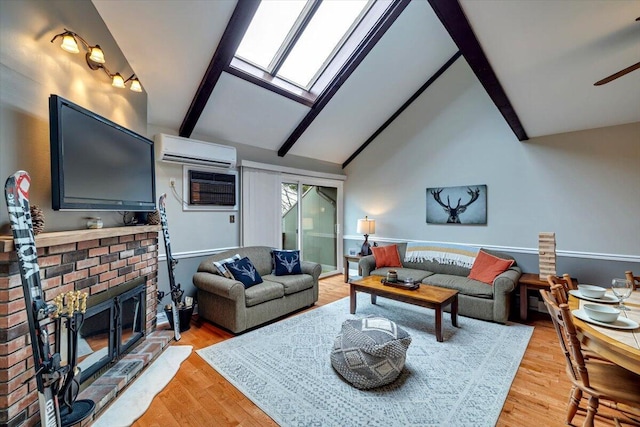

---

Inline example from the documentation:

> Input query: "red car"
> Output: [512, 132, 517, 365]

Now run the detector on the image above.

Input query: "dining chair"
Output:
[546, 274, 577, 304]
[625, 271, 639, 291]
[545, 284, 611, 363]
[539, 289, 640, 427]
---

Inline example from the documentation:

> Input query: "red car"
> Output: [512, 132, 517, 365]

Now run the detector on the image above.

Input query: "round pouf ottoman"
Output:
[330, 316, 411, 389]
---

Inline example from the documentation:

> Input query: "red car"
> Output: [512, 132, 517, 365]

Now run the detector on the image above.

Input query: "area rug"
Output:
[197, 295, 533, 427]
[93, 345, 192, 427]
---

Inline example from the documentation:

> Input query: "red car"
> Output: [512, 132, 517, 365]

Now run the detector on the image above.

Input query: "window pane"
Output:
[282, 182, 299, 250]
[277, 0, 369, 87]
[236, 0, 307, 70]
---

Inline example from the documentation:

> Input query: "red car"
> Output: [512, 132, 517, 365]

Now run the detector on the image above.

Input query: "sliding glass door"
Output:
[281, 177, 342, 277]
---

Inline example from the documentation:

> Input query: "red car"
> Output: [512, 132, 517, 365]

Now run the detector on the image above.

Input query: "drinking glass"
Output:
[611, 278, 633, 311]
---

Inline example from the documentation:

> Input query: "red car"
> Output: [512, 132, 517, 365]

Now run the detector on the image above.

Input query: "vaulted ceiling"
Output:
[92, 0, 640, 167]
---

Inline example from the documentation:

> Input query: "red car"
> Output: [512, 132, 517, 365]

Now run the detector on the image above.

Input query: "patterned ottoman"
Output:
[330, 317, 411, 389]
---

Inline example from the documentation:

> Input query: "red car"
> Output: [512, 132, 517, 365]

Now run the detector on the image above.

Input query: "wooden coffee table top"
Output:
[350, 275, 458, 304]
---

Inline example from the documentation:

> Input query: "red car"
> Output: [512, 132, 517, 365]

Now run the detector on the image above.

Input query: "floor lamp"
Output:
[357, 216, 376, 256]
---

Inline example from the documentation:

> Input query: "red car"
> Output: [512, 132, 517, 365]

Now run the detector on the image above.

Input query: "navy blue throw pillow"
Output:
[225, 257, 263, 288]
[273, 250, 302, 276]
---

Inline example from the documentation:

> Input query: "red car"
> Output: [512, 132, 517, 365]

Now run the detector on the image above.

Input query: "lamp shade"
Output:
[111, 73, 125, 88]
[60, 34, 80, 53]
[88, 45, 105, 64]
[129, 78, 142, 92]
[356, 216, 375, 235]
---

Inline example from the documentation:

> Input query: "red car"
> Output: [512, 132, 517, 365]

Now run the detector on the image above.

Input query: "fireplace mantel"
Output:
[0, 225, 161, 252]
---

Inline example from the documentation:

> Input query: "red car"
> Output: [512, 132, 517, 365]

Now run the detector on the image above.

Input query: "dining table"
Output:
[568, 289, 640, 375]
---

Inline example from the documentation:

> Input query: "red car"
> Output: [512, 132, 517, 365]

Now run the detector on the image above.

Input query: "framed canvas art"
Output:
[426, 185, 487, 225]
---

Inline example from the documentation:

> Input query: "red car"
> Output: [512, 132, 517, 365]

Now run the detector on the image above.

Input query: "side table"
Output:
[518, 273, 578, 321]
[343, 254, 363, 283]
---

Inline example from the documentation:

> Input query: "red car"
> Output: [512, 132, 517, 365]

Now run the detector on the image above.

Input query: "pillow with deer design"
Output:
[273, 250, 302, 276]
[225, 257, 263, 288]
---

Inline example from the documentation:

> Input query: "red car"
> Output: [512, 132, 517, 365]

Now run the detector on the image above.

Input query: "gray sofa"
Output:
[358, 243, 521, 324]
[193, 246, 321, 333]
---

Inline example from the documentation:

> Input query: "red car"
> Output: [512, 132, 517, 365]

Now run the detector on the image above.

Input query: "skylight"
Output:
[234, 0, 373, 92]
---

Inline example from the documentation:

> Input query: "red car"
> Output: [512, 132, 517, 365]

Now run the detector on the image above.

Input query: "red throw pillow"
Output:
[468, 250, 514, 285]
[371, 244, 402, 269]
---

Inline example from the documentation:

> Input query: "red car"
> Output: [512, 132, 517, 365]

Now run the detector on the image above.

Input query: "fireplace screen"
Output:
[77, 279, 146, 385]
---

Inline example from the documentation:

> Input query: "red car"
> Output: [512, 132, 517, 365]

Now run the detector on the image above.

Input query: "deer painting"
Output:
[430, 187, 482, 224]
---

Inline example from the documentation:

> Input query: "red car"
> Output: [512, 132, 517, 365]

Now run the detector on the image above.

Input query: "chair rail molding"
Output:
[342, 235, 639, 263]
[158, 246, 240, 262]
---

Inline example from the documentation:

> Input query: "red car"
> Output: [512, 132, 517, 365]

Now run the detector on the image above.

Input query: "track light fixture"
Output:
[51, 29, 142, 93]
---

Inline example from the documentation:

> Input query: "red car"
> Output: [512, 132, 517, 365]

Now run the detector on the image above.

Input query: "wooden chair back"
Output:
[546, 274, 575, 304]
[539, 288, 590, 386]
[625, 271, 639, 291]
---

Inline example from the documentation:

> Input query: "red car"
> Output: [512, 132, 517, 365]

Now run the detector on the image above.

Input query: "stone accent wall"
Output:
[0, 227, 159, 427]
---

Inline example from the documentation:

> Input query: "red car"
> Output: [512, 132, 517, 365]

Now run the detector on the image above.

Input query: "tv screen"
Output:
[49, 95, 156, 211]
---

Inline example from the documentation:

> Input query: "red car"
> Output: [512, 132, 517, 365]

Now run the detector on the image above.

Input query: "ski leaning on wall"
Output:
[5, 171, 63, 427]
[159, 193, 183, 341]
[5, 171, 94, 427]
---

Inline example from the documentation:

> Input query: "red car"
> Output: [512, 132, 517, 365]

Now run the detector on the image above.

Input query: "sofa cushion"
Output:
[263, 273, 314, 295]
[272, 249, 302, 276]
[244, 280, 285, 307]
[371, 267, 434, 282]
[371, 244, 402, 269]
[423, 274, 494, 298]
[468, 250, 515, 285]
[212, 254, 241, 278]
[226, 257, 263, 288]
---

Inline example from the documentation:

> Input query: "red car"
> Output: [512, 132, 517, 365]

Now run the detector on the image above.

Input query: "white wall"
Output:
[0, 0, 147, 232]
[343, 58, 640, 260]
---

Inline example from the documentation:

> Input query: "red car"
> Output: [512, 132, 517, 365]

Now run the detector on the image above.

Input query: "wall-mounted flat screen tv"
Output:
[49, 95, 156, 211]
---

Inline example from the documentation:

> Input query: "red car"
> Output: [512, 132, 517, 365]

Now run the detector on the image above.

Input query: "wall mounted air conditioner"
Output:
[154, 133, 237, 168]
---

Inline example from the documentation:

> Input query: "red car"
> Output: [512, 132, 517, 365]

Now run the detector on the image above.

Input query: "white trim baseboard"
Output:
[342, 235, 639, 263]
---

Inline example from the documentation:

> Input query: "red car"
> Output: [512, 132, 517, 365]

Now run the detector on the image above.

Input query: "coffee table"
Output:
[350, 275, 459, 342]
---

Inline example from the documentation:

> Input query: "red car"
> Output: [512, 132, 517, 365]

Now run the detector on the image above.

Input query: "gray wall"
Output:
[0, 0, 147, 232]
[343, 58, 639, 285]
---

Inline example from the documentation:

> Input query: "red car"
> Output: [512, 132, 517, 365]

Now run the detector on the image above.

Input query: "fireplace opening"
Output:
[76, 277, 147, 388]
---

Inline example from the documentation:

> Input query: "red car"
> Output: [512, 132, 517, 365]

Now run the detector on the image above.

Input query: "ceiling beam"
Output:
[428, 0, 528, 141]
[342, 51, 462, 169]
[179, 0, 260, 138]
[277, 0, 411, 158]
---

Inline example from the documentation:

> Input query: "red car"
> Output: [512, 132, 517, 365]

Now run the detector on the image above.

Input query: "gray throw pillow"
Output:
[212, 254, 241, 278]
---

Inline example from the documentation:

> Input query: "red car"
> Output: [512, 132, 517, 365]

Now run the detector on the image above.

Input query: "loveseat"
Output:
[193, 246, 321, 333]
[358, 242, 521, 324]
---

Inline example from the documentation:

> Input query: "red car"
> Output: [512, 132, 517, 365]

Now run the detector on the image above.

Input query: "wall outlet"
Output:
[229, 215, 235, 223]
[169, 178, 176, 187]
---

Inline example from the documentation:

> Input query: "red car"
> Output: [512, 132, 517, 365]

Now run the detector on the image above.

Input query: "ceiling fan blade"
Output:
[594, 61, 640, 86]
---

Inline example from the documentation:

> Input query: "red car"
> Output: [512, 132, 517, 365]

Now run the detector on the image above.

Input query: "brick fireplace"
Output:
[0, 226, 162, 427]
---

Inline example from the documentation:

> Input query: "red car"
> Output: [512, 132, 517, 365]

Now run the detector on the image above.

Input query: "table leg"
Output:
[435, 306, 443, 342]
[451, 295, 458, 327]
[520, 284, 528, 321]
[371, 294, 377, 305]
[344, 257, 349, 283]
[350, 285, 356, 314]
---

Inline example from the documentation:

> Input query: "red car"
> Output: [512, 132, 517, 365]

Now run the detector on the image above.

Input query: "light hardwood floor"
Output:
[133, 274, 622, 427]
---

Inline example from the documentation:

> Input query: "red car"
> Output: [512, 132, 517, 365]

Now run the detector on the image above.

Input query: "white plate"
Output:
[568, 290, 618, 304]
[572, 309, 639, 330]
